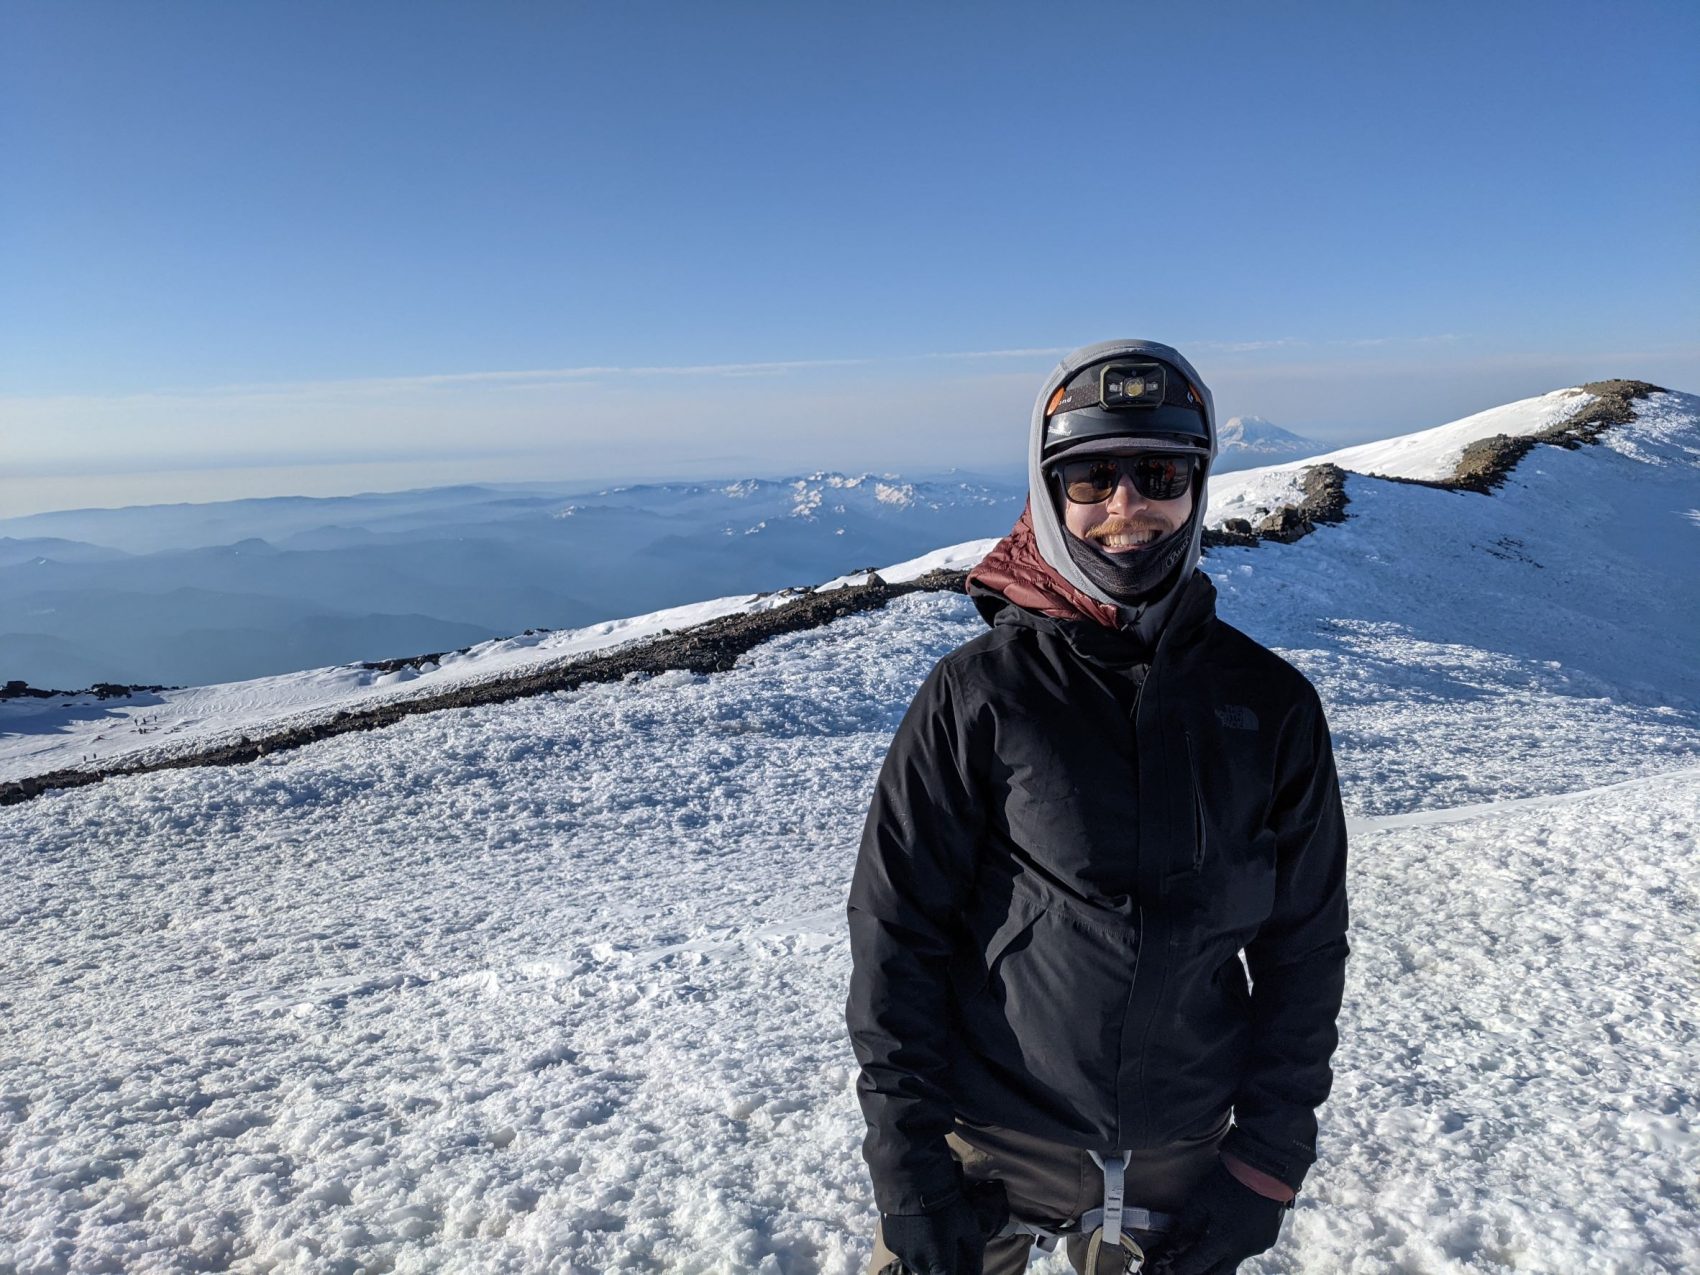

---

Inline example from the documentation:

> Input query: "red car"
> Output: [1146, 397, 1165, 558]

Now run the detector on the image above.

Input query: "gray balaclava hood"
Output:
[1029, 339, 1218, 646]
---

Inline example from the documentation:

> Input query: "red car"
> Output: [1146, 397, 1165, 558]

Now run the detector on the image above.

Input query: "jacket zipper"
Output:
[1118, 661, 1155, 1146]
[1184, 729, 1207, 873]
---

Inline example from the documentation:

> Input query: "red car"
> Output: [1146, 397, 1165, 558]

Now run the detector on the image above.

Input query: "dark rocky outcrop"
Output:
[1445, 379, 1663, 494]
[1202, 461, 1350, 549]
[2, 679, 174, 701]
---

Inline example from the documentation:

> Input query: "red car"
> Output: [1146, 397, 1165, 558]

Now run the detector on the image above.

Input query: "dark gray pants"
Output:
[869, 1112, 1231, 1275]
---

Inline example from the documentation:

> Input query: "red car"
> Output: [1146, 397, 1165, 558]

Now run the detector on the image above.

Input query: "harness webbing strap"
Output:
[1000, 1202, 1177, 1244]
[995, 1147, 1178, 1268]
[1090, 1150, 1130, 1247]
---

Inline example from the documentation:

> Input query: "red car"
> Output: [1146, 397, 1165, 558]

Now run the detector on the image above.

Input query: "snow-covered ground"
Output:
[0, 592, 793, 785]
[2, 391, 1697, 1272]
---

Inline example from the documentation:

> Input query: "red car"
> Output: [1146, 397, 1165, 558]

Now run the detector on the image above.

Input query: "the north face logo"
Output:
[1216, 704, 1259, 731]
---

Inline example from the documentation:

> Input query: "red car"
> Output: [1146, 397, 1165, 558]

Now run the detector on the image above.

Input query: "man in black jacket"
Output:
[847, 340, 1350, 1275]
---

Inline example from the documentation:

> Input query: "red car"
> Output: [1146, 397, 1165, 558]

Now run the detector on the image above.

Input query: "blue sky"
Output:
[3, 0, 1696, 516]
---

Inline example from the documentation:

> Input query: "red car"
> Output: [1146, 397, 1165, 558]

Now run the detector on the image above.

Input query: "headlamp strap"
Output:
[1046, 367, 1203, 418]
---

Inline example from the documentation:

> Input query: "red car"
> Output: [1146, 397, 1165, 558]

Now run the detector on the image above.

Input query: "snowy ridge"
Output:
[1, 391, 1698, 1270]
[1348, 760, 1700, 835]
[0, 541, 997, 787]
[1207, 386, 1594, 529]
[0, 592, 781, 784]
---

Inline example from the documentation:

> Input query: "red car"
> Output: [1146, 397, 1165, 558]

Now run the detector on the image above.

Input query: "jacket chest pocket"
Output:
[1000, 739, 1136, 890]
[1172, 730, 1277, 931]
[1185, 730, 1208, 874]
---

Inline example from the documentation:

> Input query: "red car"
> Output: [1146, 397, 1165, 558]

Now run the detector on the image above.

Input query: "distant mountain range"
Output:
[0, 471, 1028, 688]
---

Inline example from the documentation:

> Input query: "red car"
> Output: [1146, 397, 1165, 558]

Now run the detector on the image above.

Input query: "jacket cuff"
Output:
[1220, 1152, 1297, 1205]
[1219, 1124, 1313, 1196]
[871, 1157, 963, 1216]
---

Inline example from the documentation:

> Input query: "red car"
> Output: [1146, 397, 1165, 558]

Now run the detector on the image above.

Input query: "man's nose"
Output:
[1105, 472, 1143, 513]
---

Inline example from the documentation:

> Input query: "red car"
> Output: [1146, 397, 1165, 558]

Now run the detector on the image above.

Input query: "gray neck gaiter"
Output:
[1059, 498, 1200, 607]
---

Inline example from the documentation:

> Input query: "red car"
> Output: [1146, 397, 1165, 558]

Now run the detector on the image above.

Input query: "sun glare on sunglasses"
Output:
[1057, 455, 1197, 504]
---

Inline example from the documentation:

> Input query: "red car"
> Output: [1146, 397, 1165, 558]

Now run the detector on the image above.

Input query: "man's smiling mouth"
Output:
[1095, 527, 1165, 549]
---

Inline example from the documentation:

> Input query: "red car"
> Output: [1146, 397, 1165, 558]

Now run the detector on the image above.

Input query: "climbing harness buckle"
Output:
[1083, 1150, 1147, 1273]
[997, 1150, 1176, 1274]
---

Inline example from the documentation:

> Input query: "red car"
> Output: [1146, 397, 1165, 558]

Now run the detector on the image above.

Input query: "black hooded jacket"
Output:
[845, 568, 1350, 1215]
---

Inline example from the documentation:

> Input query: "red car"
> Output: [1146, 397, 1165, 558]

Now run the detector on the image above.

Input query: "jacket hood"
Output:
[970, 339, 1219, 645]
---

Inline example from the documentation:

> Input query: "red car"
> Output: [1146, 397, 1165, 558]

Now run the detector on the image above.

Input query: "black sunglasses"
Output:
[1054, 453, 1198, 505]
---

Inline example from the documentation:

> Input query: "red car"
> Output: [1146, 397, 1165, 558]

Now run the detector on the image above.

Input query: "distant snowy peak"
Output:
[0, 536, 133, 568]
[874, 482, 915, 507]
[1217, 416, 1320, 457]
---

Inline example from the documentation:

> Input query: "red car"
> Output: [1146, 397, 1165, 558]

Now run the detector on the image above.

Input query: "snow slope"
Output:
[2, 391, 1698, 1272]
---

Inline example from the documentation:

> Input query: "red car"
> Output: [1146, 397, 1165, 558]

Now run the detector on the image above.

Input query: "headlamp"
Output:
[1099, 363, 1165, 409]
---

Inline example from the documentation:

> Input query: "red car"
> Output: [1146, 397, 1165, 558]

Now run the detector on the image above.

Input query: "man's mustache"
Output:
[1087, 516, 1175, 540]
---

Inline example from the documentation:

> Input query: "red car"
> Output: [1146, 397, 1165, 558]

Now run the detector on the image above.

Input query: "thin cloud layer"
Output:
[5, 339, 1694, 517]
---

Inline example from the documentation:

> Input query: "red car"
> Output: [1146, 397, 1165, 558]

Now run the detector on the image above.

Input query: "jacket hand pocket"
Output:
[955, 895, 1041, 998]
